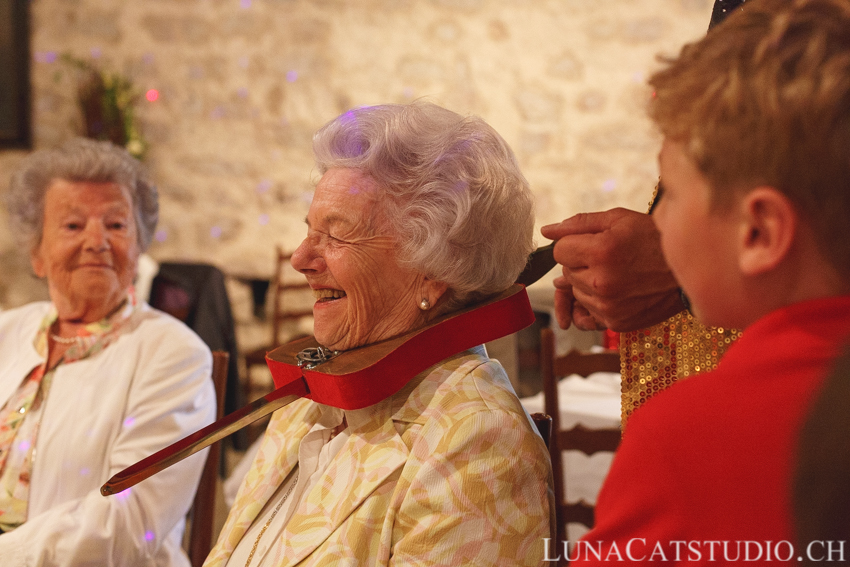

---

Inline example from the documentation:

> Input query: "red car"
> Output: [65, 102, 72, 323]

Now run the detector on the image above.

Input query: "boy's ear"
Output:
[737, 187, 797, 277]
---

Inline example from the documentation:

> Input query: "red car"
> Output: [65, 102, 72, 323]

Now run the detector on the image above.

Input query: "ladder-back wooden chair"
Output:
[242, 247, 313, 400]
[540, 327, 621, 549]
[186, 350, 228, 567]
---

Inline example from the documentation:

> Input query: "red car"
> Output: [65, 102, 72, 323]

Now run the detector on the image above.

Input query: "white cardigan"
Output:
[0, 302, 216, 567]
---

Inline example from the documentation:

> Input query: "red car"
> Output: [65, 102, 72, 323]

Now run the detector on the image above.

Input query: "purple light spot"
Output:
[403, 87, 414, 98]
[17, 440, 31, 452]
[79, 467, 91, 476]
[154, 229, 168, 243]
[142, 53, 155, 65]
[210, 106, 226, 120]
[258, 214, 269, 226]
[34, 51, 57, 64]
[632, 71, 645, 83]
[286, 70, 298, 82]
[115, 488, 132, 501]
[145, 531, 155, 542]
[256, 179, 272, 193]
[210, 226, 222, 239]
[237, 87, 249, 98]
[238, 56, 249, 69]
[602, 179, 617, 192]
[240, 0, 251, 8]
[123, 416, 135, 428]
[90, 48, 102, 59]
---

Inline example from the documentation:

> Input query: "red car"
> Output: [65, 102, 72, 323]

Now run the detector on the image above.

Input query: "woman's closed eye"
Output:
[327, 232, 353, 244]
[310, 228, 353, 246]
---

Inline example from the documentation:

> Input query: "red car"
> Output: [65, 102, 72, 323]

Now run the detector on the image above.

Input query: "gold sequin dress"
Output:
[618, 190, 742, 428]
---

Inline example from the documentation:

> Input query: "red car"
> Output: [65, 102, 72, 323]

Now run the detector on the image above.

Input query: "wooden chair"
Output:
[243, 247, 313, 400]
[186, 350, 229, 567]
[540, 327, 621, 546]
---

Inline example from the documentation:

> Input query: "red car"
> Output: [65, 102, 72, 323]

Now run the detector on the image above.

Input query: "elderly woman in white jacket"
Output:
[0, 138, 216, 566]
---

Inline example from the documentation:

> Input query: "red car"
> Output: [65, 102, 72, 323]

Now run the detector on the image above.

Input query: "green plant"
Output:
[60, 54, 147, 159]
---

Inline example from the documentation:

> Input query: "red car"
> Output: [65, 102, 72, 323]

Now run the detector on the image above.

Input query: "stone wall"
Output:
[0, 0, 713, 365]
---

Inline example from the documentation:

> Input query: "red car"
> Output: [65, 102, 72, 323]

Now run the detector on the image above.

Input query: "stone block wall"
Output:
[0, 0, 713, 367]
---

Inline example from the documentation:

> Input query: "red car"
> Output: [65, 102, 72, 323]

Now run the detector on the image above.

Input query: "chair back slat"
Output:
[244, 247, 313, 404]
[540, 327, 621, 555]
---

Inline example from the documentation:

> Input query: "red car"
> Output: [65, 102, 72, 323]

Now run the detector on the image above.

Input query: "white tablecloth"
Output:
[521, 371, 621, 540]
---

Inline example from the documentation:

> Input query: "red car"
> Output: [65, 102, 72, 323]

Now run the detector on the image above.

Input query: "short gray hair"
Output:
[313, 101, 535, 310]
[6, 137, 159, 252]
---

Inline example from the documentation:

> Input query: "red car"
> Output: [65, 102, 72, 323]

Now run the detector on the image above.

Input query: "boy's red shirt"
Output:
[571, 295, 850, 565]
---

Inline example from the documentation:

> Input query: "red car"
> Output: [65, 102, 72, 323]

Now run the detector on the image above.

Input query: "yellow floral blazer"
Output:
[205, 348, 553, 566]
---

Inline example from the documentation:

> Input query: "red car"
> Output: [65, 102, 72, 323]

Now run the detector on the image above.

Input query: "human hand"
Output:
[552, 281, 607, 331]
[541, 208, 684, 332]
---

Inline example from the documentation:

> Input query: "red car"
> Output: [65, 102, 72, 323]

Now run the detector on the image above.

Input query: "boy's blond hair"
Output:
[649, 0, 850, 277]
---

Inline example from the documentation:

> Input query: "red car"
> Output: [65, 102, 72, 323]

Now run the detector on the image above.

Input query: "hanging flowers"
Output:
[60, 54, 147, 159]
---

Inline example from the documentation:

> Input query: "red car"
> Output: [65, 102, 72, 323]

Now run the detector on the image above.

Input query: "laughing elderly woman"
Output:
[0, 138, 216, 566]
[206, 101, 552, 567]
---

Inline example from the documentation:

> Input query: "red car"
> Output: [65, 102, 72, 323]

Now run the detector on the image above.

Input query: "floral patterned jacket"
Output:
[206, 347, 553, 567]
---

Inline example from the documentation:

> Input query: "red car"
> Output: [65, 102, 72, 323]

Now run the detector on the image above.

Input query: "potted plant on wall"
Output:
[60, 54, 147, 159]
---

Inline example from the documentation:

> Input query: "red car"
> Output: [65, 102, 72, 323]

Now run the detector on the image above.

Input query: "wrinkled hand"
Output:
[540, 208, 684, 332]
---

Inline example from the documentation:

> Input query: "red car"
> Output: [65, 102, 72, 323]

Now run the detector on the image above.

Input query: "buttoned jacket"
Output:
[206, 348, 553, 566]
[0, 302, 216, 567]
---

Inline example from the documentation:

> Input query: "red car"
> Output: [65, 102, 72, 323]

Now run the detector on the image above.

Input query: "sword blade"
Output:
[100, 377, 309, 495]
[515, 242, 556, 286]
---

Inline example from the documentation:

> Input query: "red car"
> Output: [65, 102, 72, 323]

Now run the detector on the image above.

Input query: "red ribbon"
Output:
[265, 284, 535, 410]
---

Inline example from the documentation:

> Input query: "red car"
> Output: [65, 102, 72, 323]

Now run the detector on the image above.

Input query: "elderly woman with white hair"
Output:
[207, 102, 552, 567]
[0, 138, 216, 566]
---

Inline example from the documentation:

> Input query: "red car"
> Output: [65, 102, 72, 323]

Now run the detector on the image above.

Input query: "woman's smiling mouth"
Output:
[313, 288, 347, 303]
[77, 262, 113, 269]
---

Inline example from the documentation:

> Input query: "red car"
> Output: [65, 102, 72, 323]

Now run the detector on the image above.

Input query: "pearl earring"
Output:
[419, 298, 431, 310]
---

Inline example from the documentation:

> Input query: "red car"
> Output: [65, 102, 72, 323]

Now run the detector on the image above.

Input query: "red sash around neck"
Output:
[265, 283, 535, 409]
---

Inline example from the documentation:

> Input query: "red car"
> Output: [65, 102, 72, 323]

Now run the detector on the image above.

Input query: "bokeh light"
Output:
[34, 51, 57, 63]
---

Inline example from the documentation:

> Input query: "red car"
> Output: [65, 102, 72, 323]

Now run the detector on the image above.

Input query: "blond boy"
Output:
[564, 0, 850, 563]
